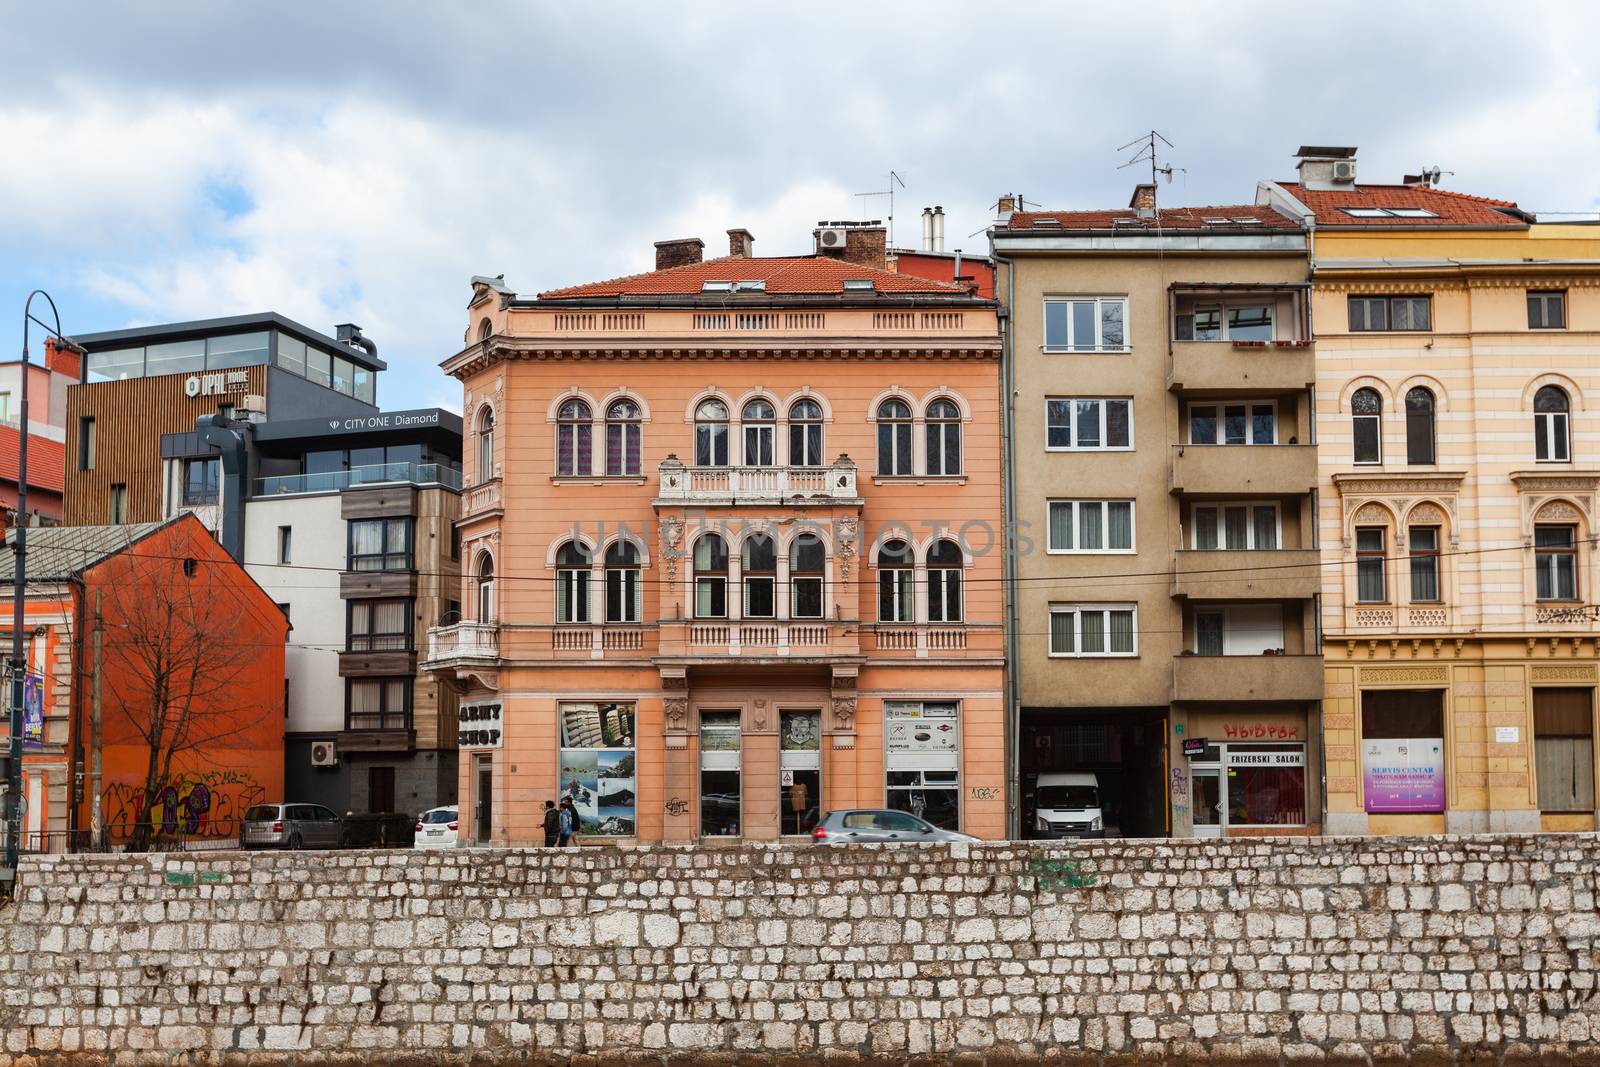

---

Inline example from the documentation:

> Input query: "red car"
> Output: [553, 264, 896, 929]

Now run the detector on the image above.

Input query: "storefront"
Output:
[884, 701, 961, 830]
[1179, 707, 1319, 837]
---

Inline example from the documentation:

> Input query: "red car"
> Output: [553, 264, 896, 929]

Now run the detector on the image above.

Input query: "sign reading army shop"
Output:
[457, 702, 503, 749]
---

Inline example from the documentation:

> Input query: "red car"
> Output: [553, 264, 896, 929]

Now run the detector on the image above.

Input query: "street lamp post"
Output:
[4, 290, 73, 889]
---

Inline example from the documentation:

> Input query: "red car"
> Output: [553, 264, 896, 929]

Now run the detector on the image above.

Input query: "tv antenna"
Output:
[1117, 131, 1184, 212]
[856, 170, 907, 246]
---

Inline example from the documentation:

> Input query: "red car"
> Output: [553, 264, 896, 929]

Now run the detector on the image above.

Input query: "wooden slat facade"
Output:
[63, 367, 269, 526]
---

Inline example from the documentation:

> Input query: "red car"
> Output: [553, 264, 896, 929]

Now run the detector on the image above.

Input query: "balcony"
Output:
[1168, 341, 1314, 394]
[656, 458, 859, 506]
[1172, 653, 1323, 703]
[1170, 445, 1316, 497]
[460, 478, 502, 520]
[1171, 549, 1321, 600]
[256, 461, 461, 496]
[422, 622, 500, 670]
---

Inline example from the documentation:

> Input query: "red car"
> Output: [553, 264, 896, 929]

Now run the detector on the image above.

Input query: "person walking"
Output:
[542, 800, 560, 847]
[557, 799, 576, 848]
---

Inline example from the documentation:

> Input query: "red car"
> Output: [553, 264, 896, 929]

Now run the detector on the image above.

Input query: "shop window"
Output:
[699, 710, 741, 838]
[780, 710, 822, 836]
[788, 399, 824, 467]
[1534, 688, 1594, 813]
[1223, 744, 1306, 827]
[558, 702, 636, 837]
[742, 534, 776, 618]
[556, 398, 592, 476]
[885, 701, 960, 831]
[1360, 689, 1445, 814]
[742, 398, 776, 466]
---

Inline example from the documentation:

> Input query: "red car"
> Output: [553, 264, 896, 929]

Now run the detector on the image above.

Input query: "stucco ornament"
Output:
[830, 697, 857, 731]
[836, 516, 859, 583]
[660, 518, 684, 582]
[663, 698, 688, 731]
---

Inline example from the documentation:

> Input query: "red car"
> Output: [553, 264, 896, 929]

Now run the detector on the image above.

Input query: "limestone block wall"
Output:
[3, 837, 1600, 1064]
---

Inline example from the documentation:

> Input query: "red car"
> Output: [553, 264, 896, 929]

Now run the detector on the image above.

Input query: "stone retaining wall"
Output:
[3, 835, 1600, 1064]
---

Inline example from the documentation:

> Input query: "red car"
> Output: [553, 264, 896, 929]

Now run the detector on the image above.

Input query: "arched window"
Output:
[1535, 386, 1571, 462]
[555, 542, 591, 623]
[877, 399, 913, 476]
[926, 540, 963, 623]
[1351, 387, 1382, 464]
[694, 533, 728, 618]
[877, 540, 914, 623]
[605, 398, 642, 477]
[694, 399, 729, 467]
[741, 534, 776, 618]
[790, 534, 825, 618]
[1405, 387, 1435, 465]
[926, 398, 962, 476]
[742, 398, 776, 466]
[556, 398, 592, 477]
[788, 399, 824, 467]
[476, 555, 496, 623]
[605, 541, 641, 623]
[476, 406, 495, 483]
[477, 317, 492, 342]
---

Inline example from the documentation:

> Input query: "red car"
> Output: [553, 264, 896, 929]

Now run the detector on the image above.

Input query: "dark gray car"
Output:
[811, 809, 978, 844]
[240, 803, 344, 850]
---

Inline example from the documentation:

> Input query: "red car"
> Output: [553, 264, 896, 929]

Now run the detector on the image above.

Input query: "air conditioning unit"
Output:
[817, 227, 849, 250]
[310, 741, 338, 768]
[1332, 160, 1356, 182]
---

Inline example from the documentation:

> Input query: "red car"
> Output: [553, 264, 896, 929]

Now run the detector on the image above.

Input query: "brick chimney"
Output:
[43, 337, 80, 379]
[654, 238, 705, 271]
[727, 228, 754, 258]
[815, 224, 887, 270]
[1130, 183, 1157, 217]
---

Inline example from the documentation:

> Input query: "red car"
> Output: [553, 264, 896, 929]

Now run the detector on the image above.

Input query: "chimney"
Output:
[727, 228, 754, 258]
[996, 194, 1018, 219]
[1294, 146, 1358, 191]
[814, 223, 887, 270]
[43, 337, 80, 380]
[932, 206, 945, 253]
[921, 208, 934, 252]
[654, 238, 705, 271]
[1130, 183, 1157, 218]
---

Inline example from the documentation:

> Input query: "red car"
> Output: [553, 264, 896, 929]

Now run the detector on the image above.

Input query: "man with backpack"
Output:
[542, 800, 560, 847]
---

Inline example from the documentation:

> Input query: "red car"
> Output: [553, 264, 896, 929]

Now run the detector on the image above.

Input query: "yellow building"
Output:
[1261, 147, 1600, 834]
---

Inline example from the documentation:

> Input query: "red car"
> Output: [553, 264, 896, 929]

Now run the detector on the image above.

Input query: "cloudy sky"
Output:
[4, 1, 1598, 412]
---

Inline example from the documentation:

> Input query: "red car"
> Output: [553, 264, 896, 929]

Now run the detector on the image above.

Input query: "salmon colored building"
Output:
[426, 225, 1005, 844]
[1, 514, 286, 850]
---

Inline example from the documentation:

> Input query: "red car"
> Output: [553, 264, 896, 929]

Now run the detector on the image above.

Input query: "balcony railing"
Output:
[657, 458, 859, 504]
[1168, 340, 1315, 393]
[462, 478, 503, 517]
[256, 462, 462, 496]
[1172, 653, 1323, 703]
[871, 623, 969, 655]
[653, 618, 856, 658]
[422, 622, 500, 667]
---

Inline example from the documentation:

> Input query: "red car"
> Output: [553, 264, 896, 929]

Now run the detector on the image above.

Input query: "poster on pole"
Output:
[22, 674, 43, 745]
[1362, 738, 1444, 812]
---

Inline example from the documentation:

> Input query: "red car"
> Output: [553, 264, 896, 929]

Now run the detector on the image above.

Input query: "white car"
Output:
[413, 806, 460, 849]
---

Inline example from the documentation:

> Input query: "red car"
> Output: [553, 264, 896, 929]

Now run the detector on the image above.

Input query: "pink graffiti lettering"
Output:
[1222, 723, 1300, 740]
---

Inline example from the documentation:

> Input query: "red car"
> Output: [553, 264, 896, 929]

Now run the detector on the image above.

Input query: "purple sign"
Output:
[1363, 738, 1445, 813]
[22, 673, 43, 745]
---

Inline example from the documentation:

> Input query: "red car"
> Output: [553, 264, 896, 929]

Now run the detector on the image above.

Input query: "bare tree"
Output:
[98, 545, 279, 852]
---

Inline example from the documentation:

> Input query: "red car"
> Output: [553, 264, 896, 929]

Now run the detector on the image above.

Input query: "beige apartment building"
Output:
[993, 187, 1322, 840]
[1261, 147, 1600, 835]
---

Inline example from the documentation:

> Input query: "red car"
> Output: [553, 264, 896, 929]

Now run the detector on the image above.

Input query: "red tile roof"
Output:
[0, 425, 64, 495]
[1004, 204, 1299, 231]
[1278, 182, 1528, 227]
[539, 256, 965, 299]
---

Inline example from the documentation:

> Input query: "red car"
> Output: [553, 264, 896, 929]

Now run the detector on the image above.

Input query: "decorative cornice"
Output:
[1331, 471, 1467, 496]
[1509, 470, 1600, 493]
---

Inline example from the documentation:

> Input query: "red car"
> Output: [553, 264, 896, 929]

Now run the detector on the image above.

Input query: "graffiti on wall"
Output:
[102, 769, 266, 841]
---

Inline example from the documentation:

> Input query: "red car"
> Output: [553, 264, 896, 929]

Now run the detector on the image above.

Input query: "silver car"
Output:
[240, 803, 344, 850]
[811, 809, 979, 844]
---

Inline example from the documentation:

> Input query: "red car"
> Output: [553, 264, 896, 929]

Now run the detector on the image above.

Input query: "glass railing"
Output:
[255, 462, 462, 496]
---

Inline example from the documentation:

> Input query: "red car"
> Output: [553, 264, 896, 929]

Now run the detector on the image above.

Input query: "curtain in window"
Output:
[1224, 506, 1248, 550]
[1080, 611, 1105, 654]
[1078, 505, 1102, 550]
[1194, 508, 1218, 550]
[1196, 613, 1224, 656]
[1050, 611, 1075, 654]
[1108, 610, 1134, 653]
[372, 601, 407, 647]
[1253, 507, 1278, 550]
[1357, 559, 1386, 603]
[352, 521, 382, 558]
[1049, 503, 1073, 550]
[1535, 689, 1595, 811]
[1107, 502, 1132, 551]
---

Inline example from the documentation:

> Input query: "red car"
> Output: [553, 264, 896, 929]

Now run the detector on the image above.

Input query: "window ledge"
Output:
[872, 475, 968, 486]
[550, 475, 649, 486]
[1041, 347, 1132, 355]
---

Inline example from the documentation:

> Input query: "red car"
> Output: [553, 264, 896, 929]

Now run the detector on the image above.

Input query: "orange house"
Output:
[1, 514, 286, 849]
[426, 226, 1005, 844]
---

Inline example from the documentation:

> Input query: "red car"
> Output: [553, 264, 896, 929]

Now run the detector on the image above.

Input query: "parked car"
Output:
[413, 806, 460, 849]
[811, 809, 978, 844]
[1031, 772, 1106, 839]
[240, 803, 344, 850]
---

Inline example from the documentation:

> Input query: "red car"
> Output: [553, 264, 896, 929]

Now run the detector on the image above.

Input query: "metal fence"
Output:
[0, 822, 240, 856]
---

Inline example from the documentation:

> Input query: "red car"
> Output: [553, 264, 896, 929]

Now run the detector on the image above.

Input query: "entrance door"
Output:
[699, 710, 742, 837]
[1192, 768, 1223, 837]
[780, 710, 822, 835]
[368, 766, 396, 814]
[475, 757, 493, 843]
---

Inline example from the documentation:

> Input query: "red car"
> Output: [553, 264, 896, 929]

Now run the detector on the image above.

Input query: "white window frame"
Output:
[1043, 296, 1129, 354]
[1536, 410, 1571, 463]
[1047, 604, 1139, 658]
[1186, 399, 1278, 446]
[1044, 398, 1134, 452]
[1189, 502, 1281, 551]
[1175, 299, 1277, 342]
[1193, 604, 1284, 656]
[1046, 500, 1136, 554]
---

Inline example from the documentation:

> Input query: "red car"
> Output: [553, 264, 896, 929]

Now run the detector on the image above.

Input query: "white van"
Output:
[1032, 772, 1105, 839]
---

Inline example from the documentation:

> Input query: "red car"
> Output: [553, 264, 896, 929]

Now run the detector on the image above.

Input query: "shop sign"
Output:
[887, 717, 957, 752]
[183, 371, 250, 397]
[1494, 726, 1520, 745]
[1363, 738, 1445, 813]
[1226, 749, 1303, 767]
[1222, 722, 1301, 740]
[21, 673, 43, 744]
[1182, 738, 1208, 758]
[458, 702, 503, 749]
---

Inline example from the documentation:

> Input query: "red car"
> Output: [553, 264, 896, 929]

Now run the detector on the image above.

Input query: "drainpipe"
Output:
[992, 246, 1021, 840]
[196, 414, 247, 561]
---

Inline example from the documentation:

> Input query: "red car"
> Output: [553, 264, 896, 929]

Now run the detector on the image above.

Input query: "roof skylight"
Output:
[733, 280, 766, 292]
[842, 278, 875, 291]
[701, 281, 734, 292]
